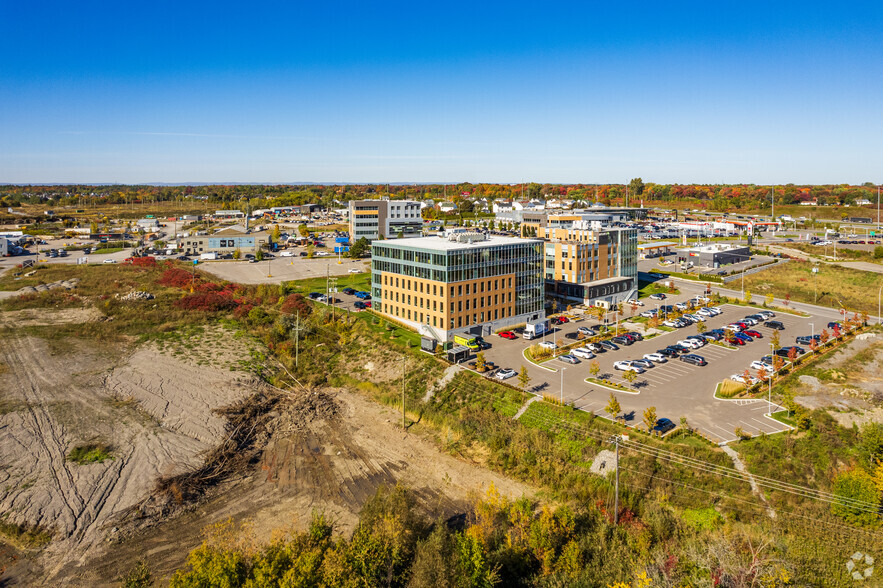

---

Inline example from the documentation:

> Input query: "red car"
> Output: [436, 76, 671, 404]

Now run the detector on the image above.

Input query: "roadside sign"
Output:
[193, 259, 198, 265]
[76, 257, 87, 265]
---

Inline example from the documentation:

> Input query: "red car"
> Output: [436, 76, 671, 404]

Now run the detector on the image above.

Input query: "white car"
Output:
[613, 361, 645, 374]
[103, 258, 117, 264]
[348, 268, 362, 273]
[643, 352, 667, 363]
[750, 360, 774, 372]
[280, 251, 296, 257]
[627, 299, 644, 307]
[640, 310, 657, 318]
[675, 302, 690, 311]
[539, 341, 558, 350]
[697, 308, 713, 317]
[709, 307, 723, 315]
[572, 347, 595, 360]
[495, 368, 517, 380]
[726, 323, 744, 332]
[663, 320, 680, 328]
[678, 339, 703, 349]
[694, 295, 711, 303]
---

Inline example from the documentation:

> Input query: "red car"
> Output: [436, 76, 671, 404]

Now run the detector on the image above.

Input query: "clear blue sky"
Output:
[2, 1, 882, 185]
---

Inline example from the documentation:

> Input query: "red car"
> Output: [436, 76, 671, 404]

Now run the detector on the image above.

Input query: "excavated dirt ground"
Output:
[0, 312, 533, 586]
[0, 319, 257, 585]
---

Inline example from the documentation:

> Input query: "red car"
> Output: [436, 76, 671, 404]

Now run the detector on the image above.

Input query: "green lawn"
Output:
[282, 271, 372, 295]
[637, 280, 680, 297]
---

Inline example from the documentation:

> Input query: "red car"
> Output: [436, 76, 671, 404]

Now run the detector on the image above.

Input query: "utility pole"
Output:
[610, 435, 621, 525]
[401, 355, 406, 430]
[292, 312, 306, 368]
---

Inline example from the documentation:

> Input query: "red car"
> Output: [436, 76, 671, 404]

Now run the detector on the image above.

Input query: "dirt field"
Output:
[0, 306, 533, 586]
[0, 317, 258, 585]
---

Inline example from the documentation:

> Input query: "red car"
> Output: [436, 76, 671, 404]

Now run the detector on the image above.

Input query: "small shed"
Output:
[446, 345, 471, 364]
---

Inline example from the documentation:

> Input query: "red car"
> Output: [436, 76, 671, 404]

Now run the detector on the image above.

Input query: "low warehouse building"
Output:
[181, 226, 272, 256]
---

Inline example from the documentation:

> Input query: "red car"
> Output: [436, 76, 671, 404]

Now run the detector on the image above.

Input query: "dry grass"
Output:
[717, 379, 746, 399]
[741, 260, 882, 315]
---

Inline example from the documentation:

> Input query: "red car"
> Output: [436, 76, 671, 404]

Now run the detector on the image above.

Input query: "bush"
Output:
[158, 267, 195, 288]
[874, 246, 883, 259]
[68, 442, 113, 464]
[174, 292, 237, 312]
[281, 293, 312, 316]
[831, 468, 880, 526]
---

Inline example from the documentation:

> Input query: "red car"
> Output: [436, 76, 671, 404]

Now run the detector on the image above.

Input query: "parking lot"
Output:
[476, 294, 828, 444]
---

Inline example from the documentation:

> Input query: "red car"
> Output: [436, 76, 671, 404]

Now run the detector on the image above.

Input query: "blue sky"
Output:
[2, 1, 882, 184]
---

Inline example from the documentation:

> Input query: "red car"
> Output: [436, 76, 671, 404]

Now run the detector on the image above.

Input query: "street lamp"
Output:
[878, 283, 883, 326]
[768, 342, 774, 416]
[809, 323, 814, 341]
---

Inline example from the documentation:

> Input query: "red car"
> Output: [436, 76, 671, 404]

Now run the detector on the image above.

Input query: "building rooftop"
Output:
[373, 234, 540, 251]
[676, 243, 749, 253]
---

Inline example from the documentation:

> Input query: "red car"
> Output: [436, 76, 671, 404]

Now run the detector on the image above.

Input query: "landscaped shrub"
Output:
[173, 292, 237, 312]
[130, 256, 157, 268]
[158, 268, 195, 289]
[281, 293, 312, 316]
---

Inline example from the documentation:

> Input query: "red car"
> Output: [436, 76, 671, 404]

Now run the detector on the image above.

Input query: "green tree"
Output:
[743, 290, 752, 305]
[232, 249, 241, 260]
[770, 329, 780, 351]
[765, 293, 774, 307]
[695, 320, 706, 334]
[874, 245, 883, 259]
[832, 469, 880, 526]
[89, 220, 98, 234]
[298, 224, 310, 238]
[589, 360, 600, 379]
[255, 249, 264, 262]
[271, 224, 281, 242]
[604, 393, 621, 419]
[642, 406, 657, 432]
[348, 237, 369, 258]
[628, 177, 645, 198]
[475, 352, 486, 372]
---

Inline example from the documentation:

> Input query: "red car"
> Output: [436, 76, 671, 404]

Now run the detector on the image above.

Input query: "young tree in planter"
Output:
[679, 416, 689, 430]
[770, 329, 780, 351]
[518, 365, 531, 394]
[605, 393, 621, 420]
[642, 406, 658, 433]
[622, 368, 638, 388]
[743, 290, 752, 305]
[475, 352, 486, 372]
[695, 320, 706, 335]
[787, 346, 798, 365]
[756, 366, 769, 384]
[589, 360, 600, 379]
[809, 338, 819, 354]
[765, 293, 774, 307]
[832, 324, 842, 339]
[819, 328, 829, 346]
[773, 355, 785, 374]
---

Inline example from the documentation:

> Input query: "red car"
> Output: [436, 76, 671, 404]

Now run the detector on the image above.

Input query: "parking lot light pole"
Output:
[809, 323, 814, 341]
[768, 342, 774, 416]
[878, 283, 883, 325]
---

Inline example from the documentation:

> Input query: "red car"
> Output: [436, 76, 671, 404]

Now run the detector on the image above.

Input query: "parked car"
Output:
[741, 317, 759, 326]
[675, 302, 690, 311]
[697, 308, 713, 317]
[354, 301, 367, 309]
[552, 316, 569, 325]
[750, 360, 774, 371]
[103, 258, 117, 264]
[657, 348, 679, 358]
[539, 341, 558, 350]
[700, 331, 722, 341]
[559, 354, 580, 365]
[355, 291, 371, 300]
[626, 331, 644, 341]
[743, 330, 763, 339]
[795, 335, 820, 345]
[577, 326, 596, 336]
[827, 321, 841, 329]
[678, 339, 703, 349]
[726, 337, 745, 346]
[640, 310, 657, 318]
[342, 287, 357, 295]
[613, 361, 644, 373]
[680, 354, 708, 366]
[643, 352, 667, 363]
[649, 293, 666, 300]
[733, 332, 753, 343]
[495, 368, 517, 380]
[498, 331, 517, 340]
[764, 320, 785, 330]
[611, 336, 633, 346]
[600, 340, 620, 351]
[652, 418, 677, 435]
[632, 359, 654, 369]
[572, 347, 595, 360]
[627, 299, 644, 306]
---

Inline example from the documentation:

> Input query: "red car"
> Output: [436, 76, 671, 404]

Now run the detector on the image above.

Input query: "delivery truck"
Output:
[523, 318, 550, 340]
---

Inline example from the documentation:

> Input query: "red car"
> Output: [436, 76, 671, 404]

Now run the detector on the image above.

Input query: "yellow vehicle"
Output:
[453, 335, 480, 350]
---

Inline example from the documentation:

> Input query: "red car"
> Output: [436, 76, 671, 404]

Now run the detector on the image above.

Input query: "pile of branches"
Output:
[149, 387, 283, 514]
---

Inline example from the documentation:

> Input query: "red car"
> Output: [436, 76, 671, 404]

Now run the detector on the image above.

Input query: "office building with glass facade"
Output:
[371, 233, 544, 342]
[539, 222, 638, 308]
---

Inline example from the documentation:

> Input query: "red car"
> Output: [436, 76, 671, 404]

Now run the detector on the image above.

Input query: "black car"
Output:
[657, 348, 678, 358]
[680, 354, 708, 366]
[308, 292, 323, 300]
[652, 418, 677, 435]
[626, 331, 644, 341]
[342, 288, 357, 295]
[354, 301, 367, 309]
[611, 336, 632, 346]
[764, 321, 785, 330]
[600, 340, 620, 351]
[827, 321, 841, 329]
[795, 335, 820, 345]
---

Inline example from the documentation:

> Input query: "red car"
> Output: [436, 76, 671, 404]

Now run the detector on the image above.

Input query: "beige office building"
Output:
[370, 232, 544, 342]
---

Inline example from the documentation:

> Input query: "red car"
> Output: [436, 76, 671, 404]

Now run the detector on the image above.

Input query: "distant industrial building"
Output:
[514, 208, 647, 234]
[348, 198, 422, 242]
[214, 210, 246, 219]
[674, 243, 750, 268]
[181, 226, 272, 256]
[370, 231, 544, 342]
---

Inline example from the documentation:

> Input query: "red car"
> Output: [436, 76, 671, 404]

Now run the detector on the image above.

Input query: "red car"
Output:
[552, 316, 569, 325]
[364, 301, 372, 308]
[743, 330, 763, 338]
[498, 331, 517, 340]
[727, 337, 746, 346]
